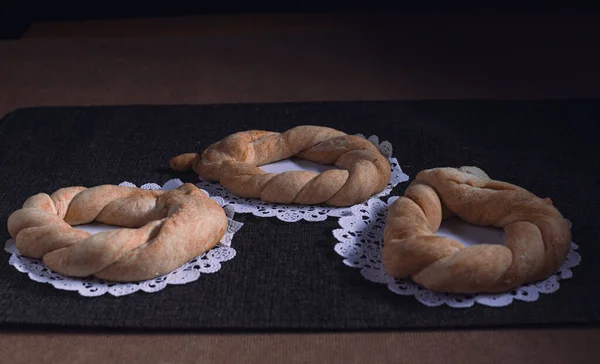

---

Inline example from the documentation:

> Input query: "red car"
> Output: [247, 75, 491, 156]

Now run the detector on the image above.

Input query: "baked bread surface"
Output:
[7, 183, 228, 282]
[170, 125, 391, 207]
[383, 166, 572, 293]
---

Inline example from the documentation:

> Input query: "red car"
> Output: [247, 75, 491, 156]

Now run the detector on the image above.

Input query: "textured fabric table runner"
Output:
[0, 100, 598, 330]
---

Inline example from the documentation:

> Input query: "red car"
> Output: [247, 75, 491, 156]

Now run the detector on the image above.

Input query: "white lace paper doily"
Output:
[196, 134, 410, 222]
[4, 179, 244, 297]
[333, 196, 581, 308]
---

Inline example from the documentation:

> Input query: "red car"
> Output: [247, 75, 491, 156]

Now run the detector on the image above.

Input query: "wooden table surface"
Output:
[1, 8, 599, 363]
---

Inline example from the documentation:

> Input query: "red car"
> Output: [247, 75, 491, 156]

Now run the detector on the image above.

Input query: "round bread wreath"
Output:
[383, 166, 572, 293]
[170, 125, 392, 207]
[7, 183, 228, 282]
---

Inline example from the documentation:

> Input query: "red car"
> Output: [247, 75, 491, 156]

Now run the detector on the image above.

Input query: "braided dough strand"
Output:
[7, 183, 228, 282]
[383, 167, 572, 293]
[170, 126, 391, 207]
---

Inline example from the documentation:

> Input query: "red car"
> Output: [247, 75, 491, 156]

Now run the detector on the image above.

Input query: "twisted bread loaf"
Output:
[383, 166, 572, 293]
[7, 183, 228, 282]
[170, 126, 391, 207]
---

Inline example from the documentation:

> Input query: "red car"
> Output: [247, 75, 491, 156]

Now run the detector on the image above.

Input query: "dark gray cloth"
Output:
[0, 100, 598, 330]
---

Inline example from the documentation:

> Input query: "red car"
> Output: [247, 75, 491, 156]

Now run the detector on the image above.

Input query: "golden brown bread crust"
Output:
[170, 125, 392, 207]
[383, 166, 572, 293]
[7, 183, 228, 282]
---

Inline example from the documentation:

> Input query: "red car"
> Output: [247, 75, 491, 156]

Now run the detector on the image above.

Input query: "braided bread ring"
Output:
[170, 126, 391, 207]
[383, 166, 572, 293]
[7, 183, 228, 282]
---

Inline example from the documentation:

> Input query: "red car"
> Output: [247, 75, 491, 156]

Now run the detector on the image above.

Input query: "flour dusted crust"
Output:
[170, 126, 391, 207]
[383, 166, 572, 293]
[7, 183, 228, 282]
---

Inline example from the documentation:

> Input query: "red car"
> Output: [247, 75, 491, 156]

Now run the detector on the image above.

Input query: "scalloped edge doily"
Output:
[196, 134, 410, 222]
[333, 196, 581, 308]
[4, 179, 244, 297]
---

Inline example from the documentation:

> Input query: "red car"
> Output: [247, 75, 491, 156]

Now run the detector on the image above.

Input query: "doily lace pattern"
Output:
[333, 196, 581, 308]
[4, 179, 244, 297]
[196, 134, 410, 222]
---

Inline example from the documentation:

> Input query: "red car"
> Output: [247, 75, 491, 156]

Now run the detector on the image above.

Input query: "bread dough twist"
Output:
[7, 183, 228, 282]
[170, 126, 391, 207]
[383, 166, 572, 293]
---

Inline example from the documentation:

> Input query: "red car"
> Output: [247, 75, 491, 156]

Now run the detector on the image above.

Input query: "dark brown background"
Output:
[1, 7, 599, 363]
